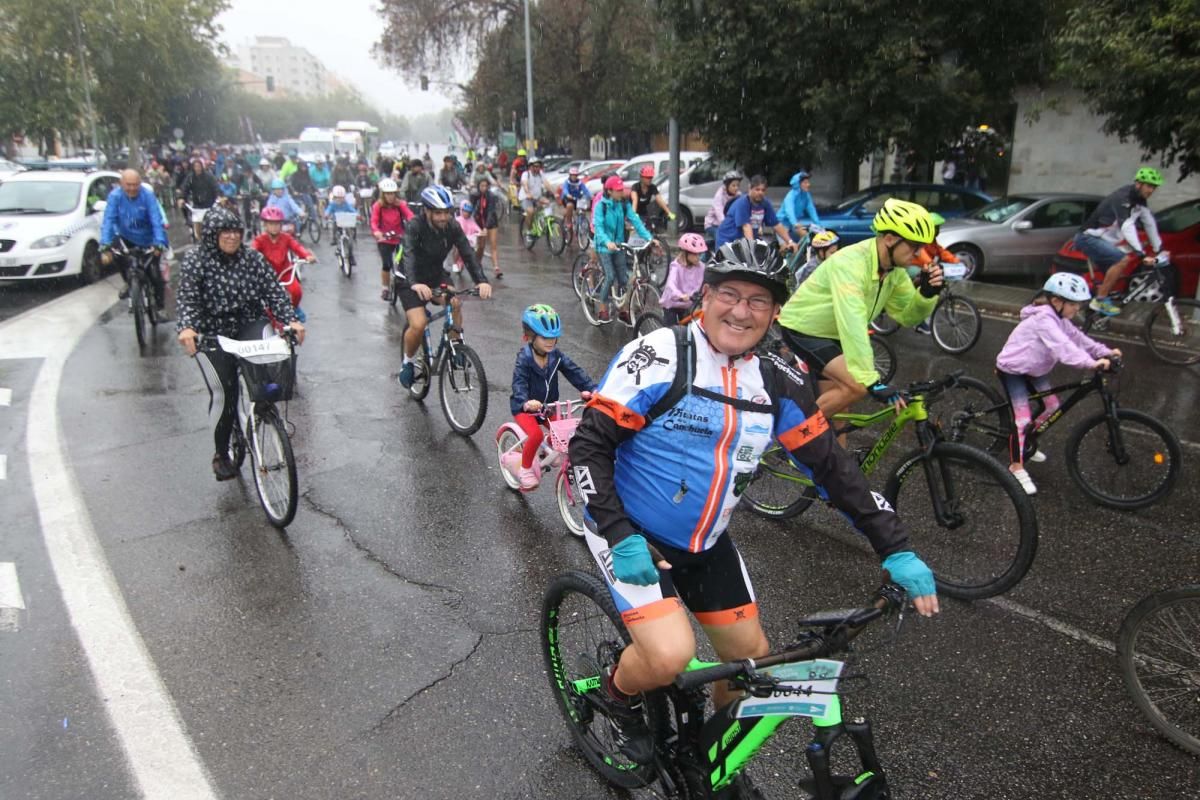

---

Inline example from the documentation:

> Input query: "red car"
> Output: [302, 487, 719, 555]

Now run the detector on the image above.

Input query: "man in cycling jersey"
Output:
[1076, 167, 1164, 316]
[558, 166, 592, 237]
[778, 198, 943, 419]
[569, 238, 939, 764]
[100, 169, 169, 309]
[396, 186, 494, 388]
[715, 174, 798, 250]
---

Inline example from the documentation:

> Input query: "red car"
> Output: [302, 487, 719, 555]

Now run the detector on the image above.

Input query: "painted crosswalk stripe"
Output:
[0, 562, 24, 632]
[0, 388, 11, 406]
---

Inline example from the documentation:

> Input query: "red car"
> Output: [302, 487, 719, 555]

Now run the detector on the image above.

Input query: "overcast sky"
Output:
[216, 1, 461, 117]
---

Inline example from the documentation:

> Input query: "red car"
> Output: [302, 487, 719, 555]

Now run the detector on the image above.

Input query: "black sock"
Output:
[604, 668, 635, 704]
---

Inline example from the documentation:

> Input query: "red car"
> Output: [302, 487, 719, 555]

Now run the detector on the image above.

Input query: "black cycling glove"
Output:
[916, 268, 944, 298]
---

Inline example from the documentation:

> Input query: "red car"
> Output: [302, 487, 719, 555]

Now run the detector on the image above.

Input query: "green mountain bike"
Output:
[522, 199, 567, 255]
[742, 373, 1038, 600]
[543, 572, 908, 798]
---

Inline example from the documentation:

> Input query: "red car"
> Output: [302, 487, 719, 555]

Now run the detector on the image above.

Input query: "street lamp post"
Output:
[523, 0, 535, 151]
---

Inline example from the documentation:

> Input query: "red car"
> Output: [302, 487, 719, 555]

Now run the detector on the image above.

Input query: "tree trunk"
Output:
[125, 105, 141, 171]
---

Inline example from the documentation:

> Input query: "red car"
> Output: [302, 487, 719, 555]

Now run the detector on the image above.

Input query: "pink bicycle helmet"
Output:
[604, 176, 626, 193]
[677, 232, 708, 254]
[260, 206, 285, 222]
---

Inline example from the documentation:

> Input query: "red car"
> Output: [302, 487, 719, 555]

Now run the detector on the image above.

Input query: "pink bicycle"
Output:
[495, 398, 587, 536]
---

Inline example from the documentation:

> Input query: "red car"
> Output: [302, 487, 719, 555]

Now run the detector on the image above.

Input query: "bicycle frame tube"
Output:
[833, 397, 929, 476]
[1022, 375, 1107, 439]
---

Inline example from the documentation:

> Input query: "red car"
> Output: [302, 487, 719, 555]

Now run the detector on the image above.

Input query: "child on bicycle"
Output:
[453, 200, 482, 275]
[323, 185, 356, 219]
[909, 212, 959, 334]
[504, 305, 596, 491]
[253, 206, 317, 322]
[661, 233, 708, 325]
[995, 273, 1121, 495]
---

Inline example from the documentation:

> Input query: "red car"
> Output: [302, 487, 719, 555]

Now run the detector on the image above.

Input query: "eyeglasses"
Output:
[712, 286, 774, 312]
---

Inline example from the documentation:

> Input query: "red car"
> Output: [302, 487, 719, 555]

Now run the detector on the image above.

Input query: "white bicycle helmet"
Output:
[1042, 273, 1091, 302]
[378, 178, 399, 193]
[331, 185, 347, 199]
[420, 185, 454, 210]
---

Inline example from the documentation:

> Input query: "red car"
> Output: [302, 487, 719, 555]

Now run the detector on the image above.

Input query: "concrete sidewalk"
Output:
[958, 279, 1151, 336]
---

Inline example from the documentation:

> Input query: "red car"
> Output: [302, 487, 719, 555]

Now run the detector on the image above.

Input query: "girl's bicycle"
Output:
[332, 212, 357, 278]
[943, 360, 1180, 510]
[402, 285, 489, 436]
[522, 198, 567, 256]
[494, 398, 588, 535]
[542, 573, 909, 798]
[567, 198, 592, 251]
[356, 188, 375, 227]
[579, 238, 663, 328]
[1079, 251, 1200, 366]
[1117, 584, 1200, 756]
[197, 328, 300, 528]
[743, 372, 1038, 600]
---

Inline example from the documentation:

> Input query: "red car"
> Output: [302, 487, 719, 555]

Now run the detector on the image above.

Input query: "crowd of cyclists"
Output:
[96, 144, 1176, 789]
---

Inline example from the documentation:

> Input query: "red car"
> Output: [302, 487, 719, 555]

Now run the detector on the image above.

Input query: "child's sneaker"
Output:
[518, 466, 540, 491]
[1027, 450, 1047, 463]
[1010, 466, 1037, 495]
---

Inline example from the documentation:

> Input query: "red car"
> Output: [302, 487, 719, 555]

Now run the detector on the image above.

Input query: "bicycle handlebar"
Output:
[897, 370, 965, 401]
[673, 584, 905, 692]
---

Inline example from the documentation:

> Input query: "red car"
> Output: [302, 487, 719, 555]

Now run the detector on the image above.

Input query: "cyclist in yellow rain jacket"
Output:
[778, 198, 943, 417]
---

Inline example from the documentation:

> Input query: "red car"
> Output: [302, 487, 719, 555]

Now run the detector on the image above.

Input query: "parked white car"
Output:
[664, 157, 790, 232]
[584, 150, 709, 199]
[0, 168, 120, 282]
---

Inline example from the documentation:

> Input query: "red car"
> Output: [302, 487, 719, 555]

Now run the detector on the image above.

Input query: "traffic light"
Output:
[420, 75, 429, 91]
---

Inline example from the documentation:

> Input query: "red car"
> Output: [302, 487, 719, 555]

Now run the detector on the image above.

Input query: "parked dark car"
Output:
[818, 183, 992, 244]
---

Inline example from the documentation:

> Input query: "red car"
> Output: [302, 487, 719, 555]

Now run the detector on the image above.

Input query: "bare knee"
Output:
[634, 641, 694, 686]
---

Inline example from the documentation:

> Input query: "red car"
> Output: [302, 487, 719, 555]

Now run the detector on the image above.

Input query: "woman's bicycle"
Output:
[1079, 251, 1200, 366]
[197, 328, 300, 528]
[870, 263, 982, 354]
[299, 204, 322, 245]
[579, 238, 663, 328]
[182, 203, 207, 244]
[494, 398, 588, 535]
[1117, 584, 1200, 756]
[522, 198, 567, 256]
[401, 285, 489, 435]
[743, 372, 1038, 600]
[111, 240, 163, 349]
[542, 573, 909, 798]
[332, 212, 357, 278]
[941, 360, 1180, 510]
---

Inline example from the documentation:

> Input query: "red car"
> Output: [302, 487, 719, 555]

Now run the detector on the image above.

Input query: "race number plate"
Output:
[734, 659, 844, 719]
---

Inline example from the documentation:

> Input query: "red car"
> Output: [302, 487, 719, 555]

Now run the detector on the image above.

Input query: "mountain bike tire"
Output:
[1065, 408, 1180, 510]
[937, 375, 1011, 456]
[742, 445, 816, 520]
[931, 295, 982, 354]
[1144, 298, 1200, 365]
[541, 570, 664, 789]
[250, 407, 298, 529]
[439, 343, 488, 435]
[634, 312, 665, 337]
[1118, 585, 1200, 756]
[884, 441, 1038, 600]
[547, 218, 567, 256]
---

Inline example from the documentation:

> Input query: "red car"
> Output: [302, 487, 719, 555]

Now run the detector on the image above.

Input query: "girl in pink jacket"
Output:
[994, 273, 1121, 495]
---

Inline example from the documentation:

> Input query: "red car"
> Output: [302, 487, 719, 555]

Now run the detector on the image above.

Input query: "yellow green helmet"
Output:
[1134, 167, 1164, 186]
[872, 198, 936, 244]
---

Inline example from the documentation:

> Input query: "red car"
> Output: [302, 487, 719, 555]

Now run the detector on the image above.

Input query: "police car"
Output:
[0, 167, 121, 282]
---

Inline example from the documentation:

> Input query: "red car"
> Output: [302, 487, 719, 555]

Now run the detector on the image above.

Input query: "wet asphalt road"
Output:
[2, 215, 1198, 799]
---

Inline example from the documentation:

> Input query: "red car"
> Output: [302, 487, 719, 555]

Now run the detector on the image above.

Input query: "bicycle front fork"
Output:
[801, 716, 889, 800]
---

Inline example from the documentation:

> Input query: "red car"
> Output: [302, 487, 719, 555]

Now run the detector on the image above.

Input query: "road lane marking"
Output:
[0, 282, 219, 799]
[987, 597, 1116, 654]
[0, 453, 6, 480]
[0, 387, 11, 406]
[0, 561, 24, 632]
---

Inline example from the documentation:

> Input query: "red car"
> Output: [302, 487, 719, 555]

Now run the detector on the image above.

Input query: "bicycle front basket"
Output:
[220, 335, 297, 402]
[547, 416, 581, 453]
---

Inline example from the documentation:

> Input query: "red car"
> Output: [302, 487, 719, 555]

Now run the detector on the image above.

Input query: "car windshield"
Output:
[1157, 200, 1200, 234]
[830, 190, 875, 213]
[0, 180, 80, 214]
[969, 196, 1038, 223]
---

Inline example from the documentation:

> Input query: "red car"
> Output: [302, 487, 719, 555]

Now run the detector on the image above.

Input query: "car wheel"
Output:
[678, 205, 694, 233]
[80, 241, 102, 284]
[949, 244, 982, 280]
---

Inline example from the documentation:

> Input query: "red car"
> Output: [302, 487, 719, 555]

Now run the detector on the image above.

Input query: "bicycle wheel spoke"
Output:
[1069, 412, 1177, 507]
[1122, 591, 1200, 754]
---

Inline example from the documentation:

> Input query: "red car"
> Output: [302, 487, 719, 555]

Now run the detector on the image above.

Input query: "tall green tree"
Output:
[1057, 0, 1200, 178]
[0, 0, 83, 156]
[662, 0, 1059, 181]
[81, 0, 228, 169]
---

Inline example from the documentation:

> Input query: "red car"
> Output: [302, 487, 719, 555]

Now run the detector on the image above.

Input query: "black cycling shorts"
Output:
[584, 523, 757, 628]
[780, 328, 843, 379]
[395, 276, 454, 312]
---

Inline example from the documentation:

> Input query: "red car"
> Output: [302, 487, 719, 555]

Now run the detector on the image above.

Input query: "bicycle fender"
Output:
[495, 421, 526, 445]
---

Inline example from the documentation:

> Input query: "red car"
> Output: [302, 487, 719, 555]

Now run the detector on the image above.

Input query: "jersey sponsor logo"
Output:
[745, 423, 771, 435]
[573, 465, 597, 500]
[751, 394, 770, 405]
[735, 444, 756, 463]
[662, 405, 715, 437]
[596, 547, 617, 583]
[617, 342, 670, 385]
[871, 491, 894, 513]
[766, 352, 807, 385]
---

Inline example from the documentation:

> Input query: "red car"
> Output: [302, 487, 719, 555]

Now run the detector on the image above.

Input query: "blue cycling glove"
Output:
[882, 551, 936, 598]
[868, 382, 900, 405]
[611, 534, 660, 586]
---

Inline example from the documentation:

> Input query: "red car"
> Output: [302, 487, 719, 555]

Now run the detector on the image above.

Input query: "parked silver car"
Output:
[937, 193, 1101, 279]
[664, 158, 789, 232]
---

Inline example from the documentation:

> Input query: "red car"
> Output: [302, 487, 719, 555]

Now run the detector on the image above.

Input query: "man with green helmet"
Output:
[778, 197, 944, 420]
[1076, 167, 1165, 316]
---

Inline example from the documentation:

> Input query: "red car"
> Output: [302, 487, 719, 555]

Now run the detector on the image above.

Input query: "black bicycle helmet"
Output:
[706, 239, 789, 304]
